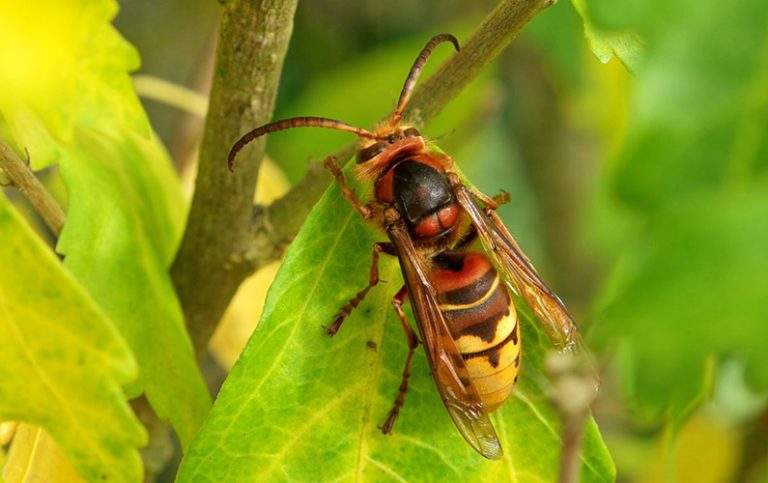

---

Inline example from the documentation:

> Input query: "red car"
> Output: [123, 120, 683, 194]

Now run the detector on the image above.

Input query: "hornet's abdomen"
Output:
[430, 252, 520, 411]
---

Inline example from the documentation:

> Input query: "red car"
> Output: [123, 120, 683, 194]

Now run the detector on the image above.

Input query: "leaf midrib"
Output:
[355, 261, 397, 482]
[184, 208, 357, 480]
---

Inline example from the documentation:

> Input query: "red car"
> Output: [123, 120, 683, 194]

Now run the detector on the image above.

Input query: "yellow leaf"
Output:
[204, 157, 290, 368]
[643, 412, 741, 483]
[2, 424, 85, 483]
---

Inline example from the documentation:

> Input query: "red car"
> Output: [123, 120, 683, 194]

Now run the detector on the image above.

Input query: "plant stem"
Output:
[559, 410, 589, 483]
[171, 0, 299, 360]
[546, 352, 598, 483]
[172, 0, 556, 359]
[0, 141, 65, 237]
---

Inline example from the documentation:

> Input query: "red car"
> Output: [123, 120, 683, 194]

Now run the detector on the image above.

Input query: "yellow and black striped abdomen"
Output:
[431, 253, 520, 411]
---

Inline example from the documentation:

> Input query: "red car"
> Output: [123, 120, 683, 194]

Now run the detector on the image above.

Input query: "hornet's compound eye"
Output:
[403, 127, 421, 138]
[357, 142, 387, 164]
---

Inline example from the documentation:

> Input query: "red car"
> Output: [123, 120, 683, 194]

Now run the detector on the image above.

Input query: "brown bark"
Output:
[171, 0, 299, 360]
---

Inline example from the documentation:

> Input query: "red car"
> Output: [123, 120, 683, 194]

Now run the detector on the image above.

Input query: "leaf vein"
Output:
[0, 289, 115, 475]
[493, 412, 519, 483]
[394, 433, 462, 476]
[365, 455, 408, 482]
[515, 389, 558, 439]
[355, 263, 396, 482]
[262, 389, 358, 477]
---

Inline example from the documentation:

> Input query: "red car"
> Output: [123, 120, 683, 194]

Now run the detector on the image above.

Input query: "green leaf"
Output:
[55, 130, 211, 448]
[0, 0, 211, 447]
[571, 0, 643, 71]
[177, 170, 614, 481]
[0, 0, 147, 170]
[587, 0, 768, 134]
[0, 195, 145, 482]
[524, 0, 588, 90]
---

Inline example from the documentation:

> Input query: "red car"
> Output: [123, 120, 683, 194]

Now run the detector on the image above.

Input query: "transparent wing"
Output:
[454, 185, 581, 352]
[387, 222, 502, 460]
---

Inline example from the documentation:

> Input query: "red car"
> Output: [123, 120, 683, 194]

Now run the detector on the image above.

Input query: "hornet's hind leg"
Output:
[379, 286, 419, 434]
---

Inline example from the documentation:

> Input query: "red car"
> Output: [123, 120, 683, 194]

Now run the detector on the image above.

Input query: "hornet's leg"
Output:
[325, 242, 396, 336]
[324, 156, 372, 219]
[472, 186, 510, 211]
[453, 190, 510, 249]
[379, 286, 420, 434]
[491, 190, 511, 208]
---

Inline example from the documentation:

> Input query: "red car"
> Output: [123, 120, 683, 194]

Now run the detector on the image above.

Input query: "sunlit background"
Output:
[114, 0, 768, 481]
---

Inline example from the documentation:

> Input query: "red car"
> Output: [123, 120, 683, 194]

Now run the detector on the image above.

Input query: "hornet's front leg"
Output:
[324, 156, 372, 219]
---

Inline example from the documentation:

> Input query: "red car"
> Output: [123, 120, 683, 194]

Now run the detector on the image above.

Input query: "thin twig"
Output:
[559, 409, 589, 483]
[404, 0, 556, 125]
[0, 141, 65, 237]
[546, 352, 599, 483]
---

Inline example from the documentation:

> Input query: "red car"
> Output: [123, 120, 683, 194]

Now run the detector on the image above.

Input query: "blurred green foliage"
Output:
[1, 0, 210, 479]
[584, 0, 768, 412]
